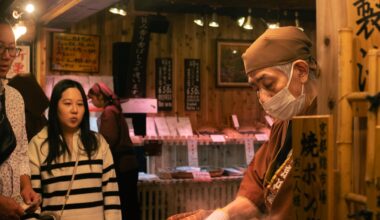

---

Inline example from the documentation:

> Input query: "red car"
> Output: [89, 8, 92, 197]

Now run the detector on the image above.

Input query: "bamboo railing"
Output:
[339, 28, 380, 219]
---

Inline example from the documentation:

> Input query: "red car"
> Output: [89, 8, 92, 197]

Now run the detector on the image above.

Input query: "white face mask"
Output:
[261, 64, 305, 120]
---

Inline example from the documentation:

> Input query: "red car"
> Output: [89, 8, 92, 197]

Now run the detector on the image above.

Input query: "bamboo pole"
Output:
[346, 92, 369, 102]
[365, 50, 378, 215]
[345, 193, 367, 205]
[337, 28, 354, 219]
[365, 49, 378, 182]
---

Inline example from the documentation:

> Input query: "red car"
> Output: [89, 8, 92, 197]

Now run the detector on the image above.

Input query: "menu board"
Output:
[155, 58, 173, 111]
[184, 59, 201, 111]
[51, 32, 100, 72]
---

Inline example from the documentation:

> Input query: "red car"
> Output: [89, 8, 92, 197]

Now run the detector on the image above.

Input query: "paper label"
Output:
[210, 134, 226, 143]
[244, 138, 255, 165]
[146, 117, 157, 136]
[255, 133, 269, 141]
[192, 171, 212, 182]
[187, 139, 198, 167]
[154, 117, 171, 136]
[231, 114, 239, 129]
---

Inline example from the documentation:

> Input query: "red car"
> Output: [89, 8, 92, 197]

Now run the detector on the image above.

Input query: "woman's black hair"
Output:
[44, 79, 98, 174]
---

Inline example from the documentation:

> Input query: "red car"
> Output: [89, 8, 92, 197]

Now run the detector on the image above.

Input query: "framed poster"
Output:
[9, 44, 31, 77]
[51, 32, 100, 72]
[216, 40, 251, 87]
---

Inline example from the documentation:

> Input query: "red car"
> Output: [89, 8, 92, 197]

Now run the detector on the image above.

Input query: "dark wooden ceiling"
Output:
[1, 0, 316, 29]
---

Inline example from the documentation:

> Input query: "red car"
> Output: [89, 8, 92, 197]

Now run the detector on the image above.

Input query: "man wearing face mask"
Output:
[168, 26, 318, 220]
[206, 26, 318, 220]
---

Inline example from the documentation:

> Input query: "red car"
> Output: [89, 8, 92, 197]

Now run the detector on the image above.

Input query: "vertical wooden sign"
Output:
[155, 58, 173, 111]
[184, 59, 200, 111]
[292, 115, 333, 220]
[127, 16, 150, 98]
[350, 0, 380, 92]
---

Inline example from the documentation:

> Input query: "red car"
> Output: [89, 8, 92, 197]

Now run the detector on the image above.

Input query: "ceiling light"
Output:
[241, 8, 253, 30]
[267, 22, 280, 29]
[237, 17, 245, 27]
[109, 4, 127, 16]
[13, 21, 27, 41]
[25, 3, 35, 13]
[208, 12, 219, 28]
[295, 11, 304, 31]
[119, 8, 127, 16]
[193, 15, 204, 26]
[243, 16, 253, 30]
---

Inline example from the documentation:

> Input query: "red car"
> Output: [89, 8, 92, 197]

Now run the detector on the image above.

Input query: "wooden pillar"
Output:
[365, 49, 378, 216]
[292, 115, 333, 220]
[337, 28, 354, 220]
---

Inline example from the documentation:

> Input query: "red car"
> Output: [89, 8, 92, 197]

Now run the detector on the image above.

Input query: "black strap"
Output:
[0, 94, 17, 166]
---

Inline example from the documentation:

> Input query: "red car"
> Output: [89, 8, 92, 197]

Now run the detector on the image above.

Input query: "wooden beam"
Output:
[39, 0, 82, 25]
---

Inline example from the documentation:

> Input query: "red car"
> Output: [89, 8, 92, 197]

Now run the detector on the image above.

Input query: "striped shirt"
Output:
[29, 127, 122, 220]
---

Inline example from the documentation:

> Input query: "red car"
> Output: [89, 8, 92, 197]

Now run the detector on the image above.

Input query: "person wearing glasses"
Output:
[0, 17, 40, 219]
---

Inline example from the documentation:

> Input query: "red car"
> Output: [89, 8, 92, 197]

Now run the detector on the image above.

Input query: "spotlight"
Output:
[25, 3, 35, 13]
[109, 4, 127, 16]
[13, 21, 27, 40]
[242, 8, 253, 30]
[295, 11, 304, 31]
[193, 15, 204, 27]
[208, 12, 219, 28]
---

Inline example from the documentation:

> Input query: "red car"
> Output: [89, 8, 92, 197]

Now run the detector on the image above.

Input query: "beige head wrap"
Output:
[242, 26, 312, 73]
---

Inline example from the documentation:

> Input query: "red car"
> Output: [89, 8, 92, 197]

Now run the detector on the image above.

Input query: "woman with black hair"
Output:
[88, 82, 139, 220]
[28, 79, 122, 220]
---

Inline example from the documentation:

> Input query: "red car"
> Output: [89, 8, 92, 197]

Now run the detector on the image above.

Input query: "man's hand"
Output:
[0, 195, 24, 220]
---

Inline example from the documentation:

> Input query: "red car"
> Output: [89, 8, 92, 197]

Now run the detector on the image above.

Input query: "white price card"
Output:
[165, 117, 179, 136]
[265, 115, 274, 127]
[244, 138, 255, 165]
[231, 114, 239, 129]
[255, 133, 269, 141]
[210, 134, 226, 143]
[192, 171, 211, 182]
[187, 140, 198, 167]
[154, 117, 171, 136]
[177, 117, 194, 137]
[146, 117, 157, 137]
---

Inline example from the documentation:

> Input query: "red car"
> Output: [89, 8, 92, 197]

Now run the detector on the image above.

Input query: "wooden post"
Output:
[337, 28, 354, 219]
[292, 115, 333, 220]
[365, 50, 378, 215]
[375, 126, 380, 218]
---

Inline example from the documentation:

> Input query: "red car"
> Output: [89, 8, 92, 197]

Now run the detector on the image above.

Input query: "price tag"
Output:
[244, 138, 255, 165]
[192, 171, 212, 182]
[210, 134, 226, 143]
[187, 140, 198, 167]
[265, 115, 274, 127]
[255, 133, 269, 141]
[231, 114, 239, 129]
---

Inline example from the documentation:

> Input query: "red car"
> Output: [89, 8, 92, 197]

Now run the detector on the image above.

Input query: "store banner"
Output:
[155, 58, 173, 111]
[184, 59, 201, 111]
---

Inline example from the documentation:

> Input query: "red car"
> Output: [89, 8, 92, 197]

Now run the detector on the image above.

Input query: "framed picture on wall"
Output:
[8, 44, 31, 77]
[216, 40, 251, 87]
[51, 32, 100, 72]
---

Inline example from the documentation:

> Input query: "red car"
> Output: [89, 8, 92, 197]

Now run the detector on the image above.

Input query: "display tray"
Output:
[158, 168, 224, 179]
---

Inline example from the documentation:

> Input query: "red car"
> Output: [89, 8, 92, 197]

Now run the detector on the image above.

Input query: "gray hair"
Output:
[273, 59, 317, 80]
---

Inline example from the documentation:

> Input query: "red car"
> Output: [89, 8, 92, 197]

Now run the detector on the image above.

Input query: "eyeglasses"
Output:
[0, 45, 22, 57]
